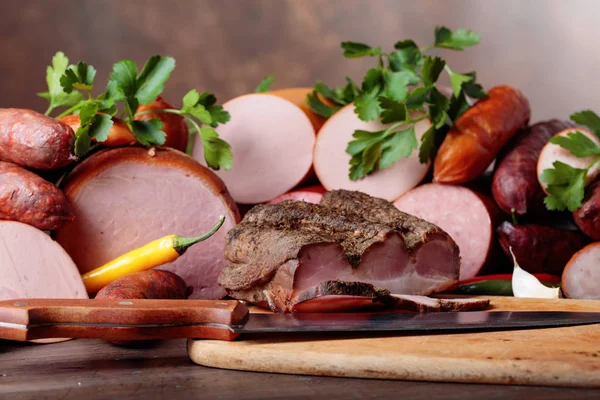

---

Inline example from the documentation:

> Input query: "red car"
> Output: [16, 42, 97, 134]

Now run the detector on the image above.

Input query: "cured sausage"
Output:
[562, 242, 600, 299]
[54, 147, 240, 299]
[0, 161, 74, 230]
[0, 108, 76, 169]
[267, 186, 326, 204]
[95, 270, 189, 300]
[394, 183, 501, 280]
[59, 114, 136, 147]
[537, 127, 600, 193]
[492, 120, 574, 216]
[135, 96, 189, 152]
[497, 221, 590, 275]
[314, 104, 432, 201]
[433, 85, 530, 184]
[192, 94, 315, 204]
[573, 181, 600, 239]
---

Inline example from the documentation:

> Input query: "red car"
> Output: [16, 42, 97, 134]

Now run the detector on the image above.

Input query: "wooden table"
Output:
[2, 339, 600, 399]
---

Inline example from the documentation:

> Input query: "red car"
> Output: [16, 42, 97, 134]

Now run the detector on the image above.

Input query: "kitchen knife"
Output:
[1, 298, 599, 342]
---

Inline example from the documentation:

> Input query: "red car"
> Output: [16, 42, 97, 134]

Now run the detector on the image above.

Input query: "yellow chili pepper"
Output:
[81, 215, 225, 293]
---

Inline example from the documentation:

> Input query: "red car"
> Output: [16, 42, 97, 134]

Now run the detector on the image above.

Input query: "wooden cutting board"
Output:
[188, 297, 600, 387]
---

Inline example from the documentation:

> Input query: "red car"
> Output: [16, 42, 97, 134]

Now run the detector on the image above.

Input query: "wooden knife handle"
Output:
[0, 298, 249, 342]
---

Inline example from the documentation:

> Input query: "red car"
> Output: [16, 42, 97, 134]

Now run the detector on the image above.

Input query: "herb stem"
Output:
[55, 102, 87, 119]
[134, 108, 183, 118]
[420, 44, 434, 52]
[44, 104, 54, 116]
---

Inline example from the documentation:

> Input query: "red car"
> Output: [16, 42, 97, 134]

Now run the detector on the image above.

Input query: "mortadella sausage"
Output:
[0, 161, 74, 230]
[0, 108, 76, 169]
[433, 85, 530, 184]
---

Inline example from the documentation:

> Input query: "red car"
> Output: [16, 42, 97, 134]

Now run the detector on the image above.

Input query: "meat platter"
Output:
[1, 26, 600, 333]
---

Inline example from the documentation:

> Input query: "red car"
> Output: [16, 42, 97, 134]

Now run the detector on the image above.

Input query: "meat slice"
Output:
[0, 221, 87, 300]
[387, 295, 491, 312]
[267, 186, 326, 205]
[54, 147, 240, 299]
[393, 183, 501, 280]
[219, 190, 460, 312]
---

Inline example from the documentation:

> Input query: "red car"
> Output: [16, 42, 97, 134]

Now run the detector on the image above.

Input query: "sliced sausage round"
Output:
[0, 220, 87, 300]
[269, 88, 329, 133]
[393, 183, 499, 280]
[314, 104, 432, 201]
[267, 186, 326, 205]
[573, 181, 600, 240]
[562, 242, 600, 299]
[54, 147, 240, 299]
[192, 93, 315, 204]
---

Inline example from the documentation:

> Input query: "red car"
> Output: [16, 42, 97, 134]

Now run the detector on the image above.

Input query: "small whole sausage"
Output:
[433, 85, 531, 184]
[94, 269, 190, 300]
[492, 120, 575, 216]
[0, 161, 75, 230]
[497, 221, 590, 275]
[59, 114, 136, 147]
[573, 181, 600, 240]
[136, 96, 189, 152]
[0, 108, 76, 169]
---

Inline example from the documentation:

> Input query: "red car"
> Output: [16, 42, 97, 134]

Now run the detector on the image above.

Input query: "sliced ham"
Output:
[394, 183, 501, 280]
[0, 221, 87, 300]
[267, 186, 326, 205]
[219, 190, 460, 312]
[54, 147, 240, 299]
[388, 295, 490, 312]
[192, 94, 315, 204]
[313, 104, 431, 201]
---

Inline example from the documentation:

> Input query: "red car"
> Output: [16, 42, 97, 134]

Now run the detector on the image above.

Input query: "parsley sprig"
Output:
[540, 111, 600, 211]
[307, 26, 485, 180]
[38, 52, 232, 170]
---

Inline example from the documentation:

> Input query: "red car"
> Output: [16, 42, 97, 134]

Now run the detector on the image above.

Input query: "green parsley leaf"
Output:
[379, 97, 407, 124]
[362, 142, 383, 174]
[382, 71, 413, 102]
[306, 91, 341, 118]
[421, 56, 446, 86]
[354, 87, 382, 121]
[434, 26, 481, 50]
[88, 113, 114, 143]
[197, 91, 217, 107]
[570, 110, 600, 138]
[428, 87, 451, 128]
[206, 105, 230, 127]
[314, 81, 347, 105]
[74, 127, 91, 157]
[181, 89, 212, 125]
[341, 41, 382, 58]
[346, 129, 387, 156]
[255, 75, 275, 93]
[447, 92, 471, 121]
[199, 127, 233, 170]
[361, 69, 383, 92]
[418, 125, 437, 163]
[406, 86, 431, 110]
[349, 153, 367, 181]
[182, 89, 200, 109]
[341, 77, 360, 104]
[136, 56, 175, 104]
[445, 66, 473, 97]
[379, 126, 418, 169]
[60, 61, 96, 93]
[461, 72, 487, 99]
[541, 161, 587, 211]
[109, 60, 138, 97]
[549, 131, 600, 158]
[131, 119, 166, 146]
[390, 40, 422, 72]
[40, 52, 83, 112]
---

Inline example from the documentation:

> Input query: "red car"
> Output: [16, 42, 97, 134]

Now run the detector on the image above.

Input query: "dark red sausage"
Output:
[573, 181, 600, 240]
[433, 85, 530, 184]
[497, 221, 590, 275]
[0, 161, 74, 230]
[95, 270, 190, 300]
[0, 108, 76, 169]
[492, 120, 575, 216]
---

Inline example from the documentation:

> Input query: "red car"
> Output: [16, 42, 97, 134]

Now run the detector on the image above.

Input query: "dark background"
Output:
[1, 0, 598, 121]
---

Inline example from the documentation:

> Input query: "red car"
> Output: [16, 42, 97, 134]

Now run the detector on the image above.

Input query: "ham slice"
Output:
[388, 295, 490, 312]
[219, 190, 460, 312]
[0, 221, 87, 300]
[54, 147, 240, 299]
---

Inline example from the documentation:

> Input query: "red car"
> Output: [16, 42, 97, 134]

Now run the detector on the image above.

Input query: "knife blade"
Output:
[1, 298, 599, 342]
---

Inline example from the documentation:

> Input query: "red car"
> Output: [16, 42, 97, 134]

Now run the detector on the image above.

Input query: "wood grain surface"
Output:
[1, 0, 600, 121]
[189, 297, 600, 388]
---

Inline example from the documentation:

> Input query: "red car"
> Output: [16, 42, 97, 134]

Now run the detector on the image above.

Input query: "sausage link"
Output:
[135, 96, 189, 152]
[573, 181, 600, 240]
[497, 221, 590, 275]
[433, 85, 530, 184]
[0, 108, 76, 169]
[492, 120, 574, 216]
[94, 269, 190, 300]
[0, 161, 74, 230]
